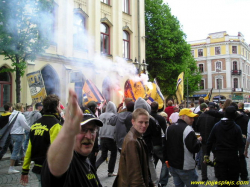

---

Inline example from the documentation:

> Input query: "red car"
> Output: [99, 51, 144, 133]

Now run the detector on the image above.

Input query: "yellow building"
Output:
[189, 31, 250, 103]
[0, 0, 146, 111]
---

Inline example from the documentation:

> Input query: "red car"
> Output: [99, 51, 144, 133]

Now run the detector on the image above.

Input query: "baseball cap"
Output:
[35, 102, 43, 108]
[80, 113, 103, 127]
[200, 103, 208, 111]
[179, 108, 198, 117]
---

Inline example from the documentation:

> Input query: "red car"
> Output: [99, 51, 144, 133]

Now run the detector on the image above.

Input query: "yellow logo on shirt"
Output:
[31, 123, 48, 136]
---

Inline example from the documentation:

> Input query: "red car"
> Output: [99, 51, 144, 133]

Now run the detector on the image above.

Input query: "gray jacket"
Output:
[23, 111, 42, 127]
[110, 111, 132, 149]
[99, 101, 117, 139]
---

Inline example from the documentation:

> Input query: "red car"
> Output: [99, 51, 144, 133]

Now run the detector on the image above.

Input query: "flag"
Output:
[82, 79, 105, 105]
[176, 72, 184, 104]
[146, 97, 154, 105]
[204, 88, 213, 101]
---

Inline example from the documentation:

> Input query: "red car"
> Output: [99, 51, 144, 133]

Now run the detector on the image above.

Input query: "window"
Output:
[198, 49, 203, 57]
[123, 31, 130, 59]
[199, 64, 204, 73]
[0, 67, 12, 110]
[122, 0, 129, 13]
[233, 78, 238, 88]
[101, 0, 110, 5]
[216, 61, 221, 70]
[215, 47, 221, 55]
[191, 50, 194, 57]
[73, 13, 86, 49]
[232, 46, 237, 54]
[100, 23, 110, 54]
[233, 61, 237, 70]
[216, 79, 222, 89]
[200, 80, 204, 90]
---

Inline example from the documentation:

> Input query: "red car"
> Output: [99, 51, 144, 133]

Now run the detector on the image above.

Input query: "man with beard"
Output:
[41, 90, 103, 187]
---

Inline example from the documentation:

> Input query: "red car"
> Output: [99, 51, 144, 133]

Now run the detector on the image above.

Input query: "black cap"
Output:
[225, 106, 237, 119]
[87, 101, 97, 108]
[81, 112, 103, 127]
[35, 102, 43, 108]
[208, 102, 215, 108]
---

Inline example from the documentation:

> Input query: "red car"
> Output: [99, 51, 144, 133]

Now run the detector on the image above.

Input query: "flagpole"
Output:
[187, 76, 189, 108]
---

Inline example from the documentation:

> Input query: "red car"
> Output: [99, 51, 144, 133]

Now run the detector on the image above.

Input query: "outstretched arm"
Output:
[47, 89, 83, 177]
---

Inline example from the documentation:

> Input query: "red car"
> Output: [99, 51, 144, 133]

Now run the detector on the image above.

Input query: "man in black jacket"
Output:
[151, 101, 168, 187]
[196, 103, 220, 181]
[205, 106, 244, 186]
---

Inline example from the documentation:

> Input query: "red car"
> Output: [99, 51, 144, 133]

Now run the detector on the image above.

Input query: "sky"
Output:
[163, 0, 250, 44]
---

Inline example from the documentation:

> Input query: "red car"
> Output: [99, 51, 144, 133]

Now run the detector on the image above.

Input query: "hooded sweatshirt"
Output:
[0, 112, 12, 129]
[99, 101, 117, 139]
[9, 110, 30, 134]
[109, 111, 132, 149]
[206, 118, 244, 160]
[23, 111, 42, 127]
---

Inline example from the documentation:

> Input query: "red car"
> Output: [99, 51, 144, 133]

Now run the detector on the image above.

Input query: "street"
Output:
[0, 150, 250, 187]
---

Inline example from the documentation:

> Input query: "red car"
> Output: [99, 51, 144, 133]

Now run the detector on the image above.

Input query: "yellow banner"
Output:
[26, 71, 47, 104]
[145, 82, 164, 109]
[204, 88, 213, 101]
[176, 72, 184, 104]
[124, 79, 146, 102]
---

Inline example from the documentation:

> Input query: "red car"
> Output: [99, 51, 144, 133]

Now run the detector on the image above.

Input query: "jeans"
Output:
[148, 154, 159, 185]
[169, 166, 198, 187]
[153, 145, 169, 185]
[0, 134, 13, 159]
[96, 138, 117, 173]
[23, 131, 30, 155]
[35, 173, 42, 187]
[10, 134, 24, 160]
[195, 148, 202, 169]
[201, 144, 208, 180]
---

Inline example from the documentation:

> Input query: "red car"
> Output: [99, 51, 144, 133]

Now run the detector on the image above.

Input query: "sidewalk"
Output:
[1, 149, 250, 187]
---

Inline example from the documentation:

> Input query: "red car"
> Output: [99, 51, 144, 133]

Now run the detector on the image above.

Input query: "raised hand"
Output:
[64, 89, 83, 136]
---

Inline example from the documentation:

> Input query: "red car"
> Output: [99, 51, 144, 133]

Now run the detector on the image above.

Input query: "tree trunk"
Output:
[16, 59, 21, 103]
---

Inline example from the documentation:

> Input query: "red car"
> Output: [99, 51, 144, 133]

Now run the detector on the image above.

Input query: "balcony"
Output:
[231, 70, 241, 75]
[232, 88, 243, 92]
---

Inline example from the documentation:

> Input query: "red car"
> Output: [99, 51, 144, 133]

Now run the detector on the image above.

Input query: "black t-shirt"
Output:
[41, 151, 102, 187]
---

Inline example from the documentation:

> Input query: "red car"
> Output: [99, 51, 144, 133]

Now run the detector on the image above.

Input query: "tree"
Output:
[0, 0, 54, 103]
[145, 0, 201, 98]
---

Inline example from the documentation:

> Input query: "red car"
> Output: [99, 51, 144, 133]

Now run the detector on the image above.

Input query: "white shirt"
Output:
[10, 110, 30, 134]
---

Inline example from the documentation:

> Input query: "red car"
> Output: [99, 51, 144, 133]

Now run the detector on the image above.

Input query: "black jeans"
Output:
[216, 156, 240, 187]
[239, 138, 248, 179]
[95, 138, 117, 173]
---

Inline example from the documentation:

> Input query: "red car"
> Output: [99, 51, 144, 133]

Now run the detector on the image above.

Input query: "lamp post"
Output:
[133, 58, 148, 75]
[216, 68, 221, 102]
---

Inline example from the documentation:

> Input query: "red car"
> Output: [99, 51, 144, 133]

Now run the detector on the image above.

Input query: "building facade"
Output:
[0, 0, 146, 111]
[189, 31, 250, 103]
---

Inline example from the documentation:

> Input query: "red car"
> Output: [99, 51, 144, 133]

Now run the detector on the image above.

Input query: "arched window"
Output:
[73, 13, 86, 49]
[233, 61, 237, 70]
[123, 31, 130, 59]
[233, 78, 238, 88]
[216, 61, 221, 70]
[0, 67, 12, 109]
[100, 23, 110, 54]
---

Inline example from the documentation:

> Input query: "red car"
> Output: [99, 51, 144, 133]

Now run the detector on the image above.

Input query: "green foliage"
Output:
[0, 0, 54, 75]
[145, 0, 201, 97]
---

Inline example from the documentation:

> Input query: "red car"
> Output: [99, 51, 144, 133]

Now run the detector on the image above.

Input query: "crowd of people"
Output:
[0, 90, 250, 187]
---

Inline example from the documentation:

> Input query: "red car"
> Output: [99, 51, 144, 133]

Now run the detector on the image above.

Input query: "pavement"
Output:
[0, 149, 250, 187]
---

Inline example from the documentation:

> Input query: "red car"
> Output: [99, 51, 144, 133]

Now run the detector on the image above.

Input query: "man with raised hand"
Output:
[41, 90, 103, 187]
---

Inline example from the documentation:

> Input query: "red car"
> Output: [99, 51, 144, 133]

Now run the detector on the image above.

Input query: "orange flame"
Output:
[118, 90, 124, 97]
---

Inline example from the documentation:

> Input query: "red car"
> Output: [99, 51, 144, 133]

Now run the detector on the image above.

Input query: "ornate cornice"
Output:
[100, 17, 113, 26]
[122, 25, 133, 34]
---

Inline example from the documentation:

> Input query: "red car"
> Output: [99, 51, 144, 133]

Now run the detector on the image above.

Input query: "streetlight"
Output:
[133, 58, 148, 75]
[216, 68, 221, 102]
